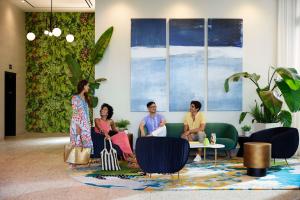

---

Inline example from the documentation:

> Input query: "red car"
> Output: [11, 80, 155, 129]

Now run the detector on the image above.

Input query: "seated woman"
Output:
[93, 103, 138, 168]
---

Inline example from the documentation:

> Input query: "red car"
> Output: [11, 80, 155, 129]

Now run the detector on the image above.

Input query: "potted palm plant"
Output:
[225, 67, 300, 129]
[66, 26, 113, 108]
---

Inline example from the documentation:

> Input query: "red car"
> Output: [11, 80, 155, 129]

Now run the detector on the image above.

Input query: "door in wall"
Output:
[5, 72, 16, 136]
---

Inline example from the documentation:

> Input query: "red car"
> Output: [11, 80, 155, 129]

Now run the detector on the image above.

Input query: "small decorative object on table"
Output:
[203, 137, 210, 146]
[210, 133, 216, 145]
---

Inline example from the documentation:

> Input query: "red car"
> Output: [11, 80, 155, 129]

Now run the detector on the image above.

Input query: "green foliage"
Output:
[92, 27, 114, 65]
[87, 161, 142, 176]
[225, 67, 300, 127]
[65, 54, 83, 86]
[65, 26, 113, 108]
[25, 13, 95, 132]
[115, 119, 130, 129]
[241, 125, 251, 132]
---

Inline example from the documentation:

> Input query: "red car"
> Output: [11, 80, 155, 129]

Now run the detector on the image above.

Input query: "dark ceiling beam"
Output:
[85, 0, 91, 8]
[24, 0, 35, 8]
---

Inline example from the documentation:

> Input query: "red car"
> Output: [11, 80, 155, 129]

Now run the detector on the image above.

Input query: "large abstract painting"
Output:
[131, 19, 167, 111]
[207, 19, 243, 111]
[169, 19, 205, 111]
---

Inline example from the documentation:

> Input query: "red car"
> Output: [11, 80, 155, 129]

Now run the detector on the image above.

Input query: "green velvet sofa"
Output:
[166, 123, 238, 151]
[140, 123, 238, 151]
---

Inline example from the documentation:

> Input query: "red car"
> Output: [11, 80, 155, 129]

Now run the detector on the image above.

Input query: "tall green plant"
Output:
[225, 67, 300, 127]
[66, 26, 113, 108]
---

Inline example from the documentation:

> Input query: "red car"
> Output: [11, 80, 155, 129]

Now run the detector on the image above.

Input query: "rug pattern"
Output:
[68, 158, 300, 191]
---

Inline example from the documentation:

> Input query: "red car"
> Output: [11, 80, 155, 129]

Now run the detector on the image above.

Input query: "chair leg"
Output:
[225, 150, 231, 159]
[284, 158, 289, 167]
[177, 172, 179, 180]
[88, 159, 92, 167]
[273, 158, 275, 164]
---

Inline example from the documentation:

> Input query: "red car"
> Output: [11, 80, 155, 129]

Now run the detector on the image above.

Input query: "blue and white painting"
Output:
[169, 19, 205, 111]
[131, 19, 167, 111]
[207, 19, 243, 111]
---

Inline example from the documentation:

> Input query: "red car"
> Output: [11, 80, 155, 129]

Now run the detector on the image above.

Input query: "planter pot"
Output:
[119, 128, 128, 134]
[244, 131, 252, 137]
[253, 122, 281, 132]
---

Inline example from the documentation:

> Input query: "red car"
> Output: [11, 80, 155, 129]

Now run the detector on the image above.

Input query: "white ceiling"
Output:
[9, 0, 95, 12]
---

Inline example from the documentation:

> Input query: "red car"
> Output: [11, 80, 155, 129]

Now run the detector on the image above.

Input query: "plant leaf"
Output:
[249, 102, 266, 123]
[239, 112, 248, 124]
[91, 96, 98, 108]
[276, 80, 300, 112]
[275, 67, 300, 90]
[258, 90, 282, 115]
[224, 72, 260, 92]
[95, 77, 107, 82]
[65, 54, 82, 85]
[224, 72, 248, 92]
[92, 26, 114, 65]
[278, 110, 292, 127]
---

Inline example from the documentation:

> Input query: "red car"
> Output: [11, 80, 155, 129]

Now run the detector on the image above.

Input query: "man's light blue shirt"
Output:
[142, 114, 165, 134]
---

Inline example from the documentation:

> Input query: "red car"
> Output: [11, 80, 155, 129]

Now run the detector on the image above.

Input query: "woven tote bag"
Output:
[100, 139, 121, 171]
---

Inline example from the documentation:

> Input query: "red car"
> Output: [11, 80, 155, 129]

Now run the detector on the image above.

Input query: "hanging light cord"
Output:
[50, 0, 53, 31]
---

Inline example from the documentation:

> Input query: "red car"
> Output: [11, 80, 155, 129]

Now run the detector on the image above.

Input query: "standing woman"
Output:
[69, 80, 93, 166]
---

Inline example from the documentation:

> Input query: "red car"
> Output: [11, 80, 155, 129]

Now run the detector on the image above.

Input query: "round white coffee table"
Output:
[189, 142, 225, 166]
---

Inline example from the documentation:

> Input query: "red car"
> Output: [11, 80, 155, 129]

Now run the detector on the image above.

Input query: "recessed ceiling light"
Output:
[21, 0, 25, 3]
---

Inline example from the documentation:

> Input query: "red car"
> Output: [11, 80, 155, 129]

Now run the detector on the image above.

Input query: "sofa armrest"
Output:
[222, 126, 238, 145]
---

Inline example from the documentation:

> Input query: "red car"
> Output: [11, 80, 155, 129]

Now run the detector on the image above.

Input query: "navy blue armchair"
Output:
[135, 137, 190, 176]
[250, 127, 299, 159]
[238, 127, 299, 164]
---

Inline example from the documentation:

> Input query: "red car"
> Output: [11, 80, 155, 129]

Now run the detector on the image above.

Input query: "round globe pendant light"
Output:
[26, 32, 36, 41]
[52, 27, 61, 37]
[26, 0, 73, 41]
[66, 34, 74, 43]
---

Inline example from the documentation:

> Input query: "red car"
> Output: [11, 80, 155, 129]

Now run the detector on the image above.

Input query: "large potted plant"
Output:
[225, 67, 300, 129]
[66, 26, 114, 108]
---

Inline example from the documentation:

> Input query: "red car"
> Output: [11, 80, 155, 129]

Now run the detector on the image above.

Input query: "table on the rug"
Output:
[189, 142, 225, 166]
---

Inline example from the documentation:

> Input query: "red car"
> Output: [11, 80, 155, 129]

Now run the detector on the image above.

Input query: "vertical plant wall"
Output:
[25, 13, 95, 132]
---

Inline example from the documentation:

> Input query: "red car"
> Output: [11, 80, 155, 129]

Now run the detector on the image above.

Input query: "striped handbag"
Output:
[100, 139, 121, 171]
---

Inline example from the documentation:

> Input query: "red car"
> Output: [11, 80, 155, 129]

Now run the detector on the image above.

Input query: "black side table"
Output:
[237, 136, 252, 157]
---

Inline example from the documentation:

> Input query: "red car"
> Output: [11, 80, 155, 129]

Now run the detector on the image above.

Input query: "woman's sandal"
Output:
[127, 162, 140, 169]
[124, 153, 137, 162]
[69, 164, 77, 169]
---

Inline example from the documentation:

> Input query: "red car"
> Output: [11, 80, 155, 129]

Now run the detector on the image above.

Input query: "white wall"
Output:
[95, 0, 278, 142]
[0, 1, 26, 140]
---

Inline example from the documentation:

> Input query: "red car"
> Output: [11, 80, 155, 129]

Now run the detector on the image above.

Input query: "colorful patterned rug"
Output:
[68, 158, 300, 191]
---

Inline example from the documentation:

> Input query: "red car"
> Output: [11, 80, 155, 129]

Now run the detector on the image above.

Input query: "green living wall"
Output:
[25, 13, 95, 132]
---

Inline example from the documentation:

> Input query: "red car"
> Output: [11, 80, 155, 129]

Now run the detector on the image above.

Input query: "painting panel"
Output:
[207, 19, 243, 111]
[169, 19, 205, 111]
[131, 19, 167, 111]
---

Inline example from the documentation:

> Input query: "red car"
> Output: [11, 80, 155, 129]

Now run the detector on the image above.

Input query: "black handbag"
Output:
[108, 130, 118, 137]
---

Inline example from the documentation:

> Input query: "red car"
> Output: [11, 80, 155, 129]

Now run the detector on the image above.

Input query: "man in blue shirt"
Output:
[139, 101, 167, 137]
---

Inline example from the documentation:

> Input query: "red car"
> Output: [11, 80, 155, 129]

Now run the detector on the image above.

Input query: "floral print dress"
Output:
[70, 95, 93, 151]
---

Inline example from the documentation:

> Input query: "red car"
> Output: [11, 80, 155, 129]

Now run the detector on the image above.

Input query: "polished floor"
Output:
[0, 133, 299, 200]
